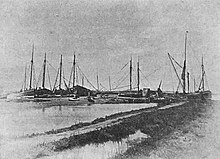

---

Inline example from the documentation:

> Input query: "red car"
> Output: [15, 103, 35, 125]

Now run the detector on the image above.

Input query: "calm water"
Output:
[1, 95, 220, 159]
[0, 99, 156, 159]
[0, 100, 156, 138]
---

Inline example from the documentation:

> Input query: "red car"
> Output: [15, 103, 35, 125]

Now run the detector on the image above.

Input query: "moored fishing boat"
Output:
[168, 31, 211, 101]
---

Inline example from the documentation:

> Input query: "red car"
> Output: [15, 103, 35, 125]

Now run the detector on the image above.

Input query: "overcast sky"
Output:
[0, 0, 220, 93]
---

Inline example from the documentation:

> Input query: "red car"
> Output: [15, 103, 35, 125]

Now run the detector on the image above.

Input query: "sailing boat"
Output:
[34, 53, 53, 98]
[118, 57, 140, 97]
[168, 31, 211, 100]
[183, 31, 212, 100]
[66, 53, 94, 97]
[7, 44, 39, 101]
[67, 53, 77, 97]
[187, 56, 212, 100]
[198, 57, 212, 99]
[52, 54, 66, 96]
[19, 46, 53, 99]
[116, 57, 154, 103]
[20, 44, 36, 97]
[50, 53, 93, 98]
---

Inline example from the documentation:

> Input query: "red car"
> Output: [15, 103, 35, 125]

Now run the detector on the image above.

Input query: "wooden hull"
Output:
[187, 90, 212, 101]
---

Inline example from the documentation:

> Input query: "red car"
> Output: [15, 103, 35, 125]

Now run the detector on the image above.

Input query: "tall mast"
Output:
[187, 72, 190, 93]
[182, 31, 188, 94]
[109, 76, 111, 91]
[29, 43, 34, 89]
[68, 53, 76, 88]
[201, 56, 205, 91]
[24, 64, 27, 90]
[96, 71, 99, 90]
[158, 80, 162, 89]
[42, 53, 46, 88]
[194, 78, 196, 92]
[137, 57, 140, 93]
[59, 55, 62, 90]
[76, 68, 79, 84]
[129, 57, 132, 91]
[53, 68, 59, 91]
[73, 53, 76, 88]
[82, 76, 84, 86]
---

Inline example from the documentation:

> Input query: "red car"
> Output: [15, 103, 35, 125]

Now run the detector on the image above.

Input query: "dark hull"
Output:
[21, 89, 36, 96]
[21, 88, 53, 97]
[187, 90, 212, 101]
[201, 90, 212, 100]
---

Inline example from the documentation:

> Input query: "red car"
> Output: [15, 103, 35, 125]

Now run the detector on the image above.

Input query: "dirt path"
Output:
[30, 101, 186, 143]
[53, 101, 186, 139]
[25, 103, 157, 142]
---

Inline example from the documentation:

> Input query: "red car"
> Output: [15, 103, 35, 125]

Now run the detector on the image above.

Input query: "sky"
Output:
[0, 0, 220, 94]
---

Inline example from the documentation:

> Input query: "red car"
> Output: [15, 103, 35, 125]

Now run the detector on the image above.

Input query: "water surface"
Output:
[0, 100, 155, 138]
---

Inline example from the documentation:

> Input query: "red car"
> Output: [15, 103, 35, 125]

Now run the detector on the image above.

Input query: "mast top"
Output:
[202, 55, 204, 66]
[159, 80, 162, 89]
[184, 31, 188, 61]
[31, 43, 34, 62]
[201, 55, 205, 91]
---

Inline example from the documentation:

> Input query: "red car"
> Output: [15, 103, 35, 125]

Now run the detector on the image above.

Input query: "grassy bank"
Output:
[114, 101, 212, 158]
[51, 101, 210, 151]
[28, 103, 160, 137]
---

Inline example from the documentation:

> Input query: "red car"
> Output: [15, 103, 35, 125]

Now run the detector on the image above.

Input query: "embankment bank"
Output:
[114, 100, 213, 159]
[47, 100, 210, 153]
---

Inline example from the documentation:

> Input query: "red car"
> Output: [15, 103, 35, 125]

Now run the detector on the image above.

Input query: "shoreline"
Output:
[49, 100, 210, 153]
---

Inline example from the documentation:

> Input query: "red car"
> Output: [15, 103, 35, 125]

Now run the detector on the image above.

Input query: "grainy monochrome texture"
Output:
[0, 0, 219, 159]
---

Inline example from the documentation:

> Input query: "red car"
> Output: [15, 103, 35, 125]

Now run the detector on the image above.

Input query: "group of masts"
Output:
[129, 57, 140, 93]
[94, 56, 140, 93]
[22, 44, 79, 94]
[22, 31, 208, 97]
[23, 44, 35, 91]
[168, 31, 207, 94]
[53, 53, 79, 92]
